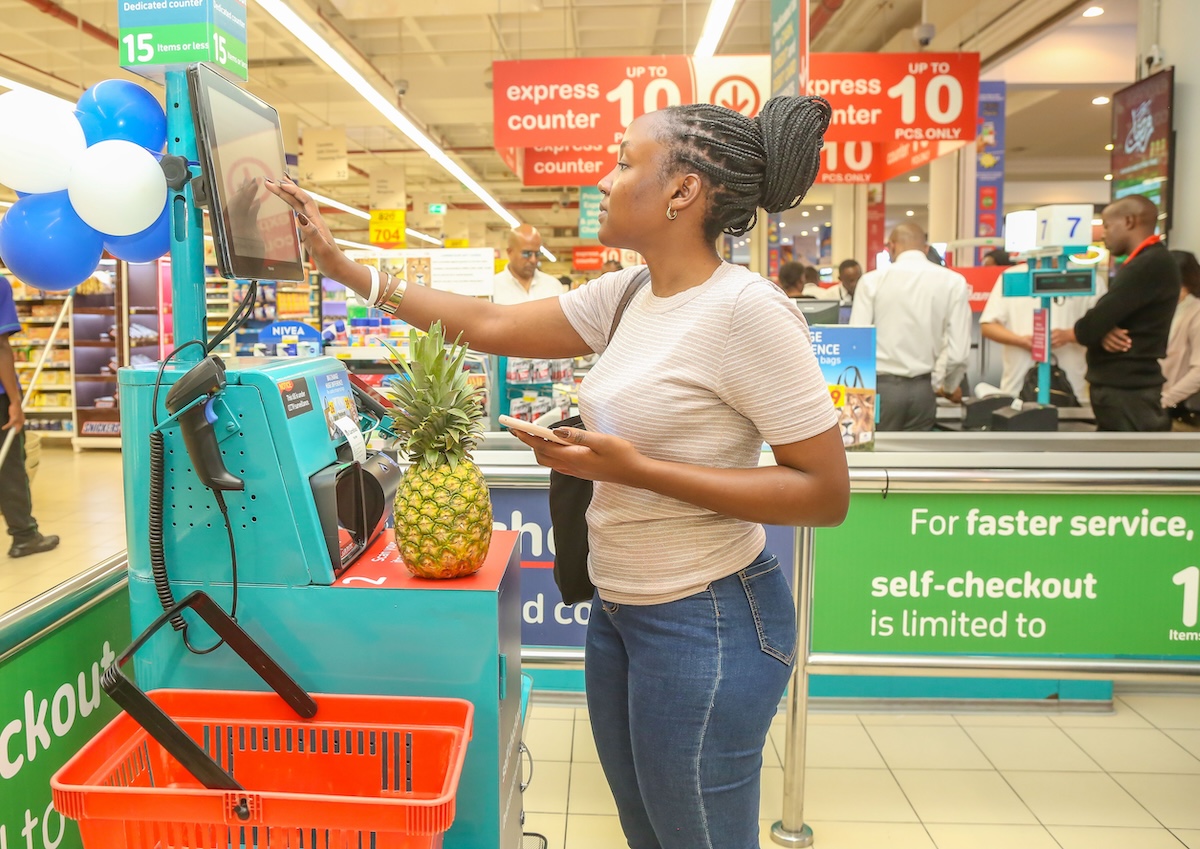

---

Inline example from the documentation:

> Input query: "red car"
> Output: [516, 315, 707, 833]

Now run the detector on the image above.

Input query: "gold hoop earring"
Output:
[666, 204, 678, 221]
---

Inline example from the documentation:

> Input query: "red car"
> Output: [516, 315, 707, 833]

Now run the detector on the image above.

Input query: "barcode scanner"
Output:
[165, 356, 244, 492]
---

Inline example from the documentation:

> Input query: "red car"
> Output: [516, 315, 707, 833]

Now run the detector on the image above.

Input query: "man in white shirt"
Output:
[979, 265, 1103, 403]
[492, 224, 563, 304]
[850, 223, 972, 431]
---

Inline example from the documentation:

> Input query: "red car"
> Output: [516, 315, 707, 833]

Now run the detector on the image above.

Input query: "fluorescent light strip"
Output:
[254, 0, 520, 229]
[309, 190, 370, 220]
[694, 0, 738, 58]
[405, 228, 442, 246]
[335, 237, 381, 251]
[0, 201, 12, 208]
[541, 247, 557, 262]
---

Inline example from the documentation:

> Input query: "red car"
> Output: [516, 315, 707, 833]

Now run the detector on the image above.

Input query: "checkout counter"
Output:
[4, 427, 1200, 843]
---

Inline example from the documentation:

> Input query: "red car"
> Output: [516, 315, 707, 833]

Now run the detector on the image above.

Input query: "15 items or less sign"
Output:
[118, 0, 248, 80]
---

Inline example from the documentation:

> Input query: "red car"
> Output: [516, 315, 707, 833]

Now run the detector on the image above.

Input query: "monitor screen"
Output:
[793, 299, 840, 326]
[1031, 270, 1094, 295]
[188, 64, 304, 282]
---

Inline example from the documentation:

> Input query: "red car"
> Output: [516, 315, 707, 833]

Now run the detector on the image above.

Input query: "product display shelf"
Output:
[495, 355, 574, 430]
[7, 273, 76, 440]
[204, 274, 235, 360]
[70, 263, 122, 449]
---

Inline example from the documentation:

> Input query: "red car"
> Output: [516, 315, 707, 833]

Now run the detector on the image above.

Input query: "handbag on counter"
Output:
[547, 268, 650, 605]
[1020, 357, 1080, 407]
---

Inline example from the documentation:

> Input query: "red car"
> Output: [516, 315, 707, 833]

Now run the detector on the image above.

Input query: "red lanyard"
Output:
[1125, 234, 1161, 263]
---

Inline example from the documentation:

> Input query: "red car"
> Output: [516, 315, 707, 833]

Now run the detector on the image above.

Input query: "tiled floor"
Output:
[0, 443, 125, 614]
[524, 695, 1200, 848]
[6, 446, 1200, 848]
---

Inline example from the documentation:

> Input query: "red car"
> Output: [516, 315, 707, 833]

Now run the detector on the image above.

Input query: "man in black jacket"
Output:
[1072, 194, 1178, 431]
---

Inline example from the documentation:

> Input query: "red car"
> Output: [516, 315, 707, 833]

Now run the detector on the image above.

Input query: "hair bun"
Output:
[755, 96, 832, 213]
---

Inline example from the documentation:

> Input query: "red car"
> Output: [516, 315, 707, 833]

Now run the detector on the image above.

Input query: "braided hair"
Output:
[654, 96, 832, 241]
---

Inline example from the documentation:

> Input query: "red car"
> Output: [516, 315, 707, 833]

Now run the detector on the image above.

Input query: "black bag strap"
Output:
[607, 267, 651, 344]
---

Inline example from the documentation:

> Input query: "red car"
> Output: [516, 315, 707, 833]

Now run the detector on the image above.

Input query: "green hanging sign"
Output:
[117, 0, 248, 81]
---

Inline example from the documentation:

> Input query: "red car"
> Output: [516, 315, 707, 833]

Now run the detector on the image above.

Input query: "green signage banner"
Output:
[813, 493, 1200, 657]
[118, 0, 248, 81]
[1, 592, 131, 849]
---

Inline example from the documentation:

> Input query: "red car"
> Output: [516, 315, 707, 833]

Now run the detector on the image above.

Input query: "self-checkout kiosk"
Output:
[997, 204, 1099, 431]
[118, 64, 524, 849]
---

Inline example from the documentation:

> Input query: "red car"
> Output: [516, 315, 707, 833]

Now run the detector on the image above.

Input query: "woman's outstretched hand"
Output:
[264, 176, 348, 279]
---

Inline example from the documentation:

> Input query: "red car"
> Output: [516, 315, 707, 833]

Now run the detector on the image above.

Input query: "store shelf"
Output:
[13, 296, 67, 303]
[73, 339, 119, 348]
[74, 374, 119, 381]
[28, 406, 74, 413]
[28, 430, 74, 440]
[9, 338, 70, 347]
[15, 363, 70, 370]
[74, 307, 116, 315]
[18, 317, 68, 325]
[325, 346, 405, 361]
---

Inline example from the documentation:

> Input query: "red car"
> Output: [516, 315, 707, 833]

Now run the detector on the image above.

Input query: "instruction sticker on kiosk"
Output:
[315, 371, 358, 440]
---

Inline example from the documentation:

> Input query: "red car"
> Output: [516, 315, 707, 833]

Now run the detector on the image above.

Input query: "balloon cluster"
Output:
[0, 81, 171, 292]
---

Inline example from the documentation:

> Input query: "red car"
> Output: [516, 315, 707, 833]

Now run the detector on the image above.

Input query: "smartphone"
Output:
[498, 414, 572, 445]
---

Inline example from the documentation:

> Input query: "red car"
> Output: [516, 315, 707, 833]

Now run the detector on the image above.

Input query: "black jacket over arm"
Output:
[1074, 240, 1179, 389]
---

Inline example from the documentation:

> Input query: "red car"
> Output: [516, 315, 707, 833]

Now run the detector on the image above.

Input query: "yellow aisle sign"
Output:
[370, 209, 407, 248]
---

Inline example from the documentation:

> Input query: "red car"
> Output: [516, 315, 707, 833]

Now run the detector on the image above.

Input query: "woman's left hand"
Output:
[509, 427, 645, 485]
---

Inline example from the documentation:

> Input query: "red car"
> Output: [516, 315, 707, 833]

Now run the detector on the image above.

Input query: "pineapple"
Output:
[384, 322, 493, 579]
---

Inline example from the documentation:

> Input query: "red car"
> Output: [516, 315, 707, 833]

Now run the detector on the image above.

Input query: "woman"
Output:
[1162, 250, 1200, 430]
[268, 95, 849, 849]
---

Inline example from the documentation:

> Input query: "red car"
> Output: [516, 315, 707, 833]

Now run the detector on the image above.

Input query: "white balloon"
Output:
[67, 140, 167, 237]
[0, 90, 87, 194]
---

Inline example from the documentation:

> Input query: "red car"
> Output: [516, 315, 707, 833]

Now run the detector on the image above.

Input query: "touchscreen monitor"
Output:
[187, 63, 304, 282]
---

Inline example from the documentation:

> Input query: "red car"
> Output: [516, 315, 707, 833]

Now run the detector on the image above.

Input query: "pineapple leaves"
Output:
[379, 320, 485, 465]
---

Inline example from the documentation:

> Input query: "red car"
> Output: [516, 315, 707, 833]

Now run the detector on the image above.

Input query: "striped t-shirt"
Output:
[558, 262, 838, 605]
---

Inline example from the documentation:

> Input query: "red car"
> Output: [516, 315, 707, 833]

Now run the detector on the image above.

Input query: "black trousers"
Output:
[1090, 384, 1171, 432]
[877, 373, 936, 432]
[0, 394, 38, 541]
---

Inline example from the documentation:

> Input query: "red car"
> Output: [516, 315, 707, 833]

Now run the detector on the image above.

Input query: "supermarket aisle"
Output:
[0, 444, 125, 612]
[523, 696, 1200, 849]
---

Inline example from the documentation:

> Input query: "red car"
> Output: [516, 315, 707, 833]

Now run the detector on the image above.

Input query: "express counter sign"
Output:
[493, 52, 978, 149]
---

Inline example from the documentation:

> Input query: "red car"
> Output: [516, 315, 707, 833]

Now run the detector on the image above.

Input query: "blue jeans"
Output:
[584, 550, 796, 849]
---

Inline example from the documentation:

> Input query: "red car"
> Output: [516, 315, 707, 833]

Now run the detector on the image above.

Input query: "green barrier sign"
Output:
[118, 0, 248, 80]
[813, 493, 1200, 657]
[0, 592, 130, 849]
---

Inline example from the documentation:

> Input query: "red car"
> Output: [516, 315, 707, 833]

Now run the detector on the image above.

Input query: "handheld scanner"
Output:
[164, 356, 245, 492]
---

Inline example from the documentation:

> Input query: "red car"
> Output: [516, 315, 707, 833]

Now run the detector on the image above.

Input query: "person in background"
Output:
[821, 258, 861, 303]
[777, 261, 809, 298]
[558, 275, 573, 292]
[980, 252, 1103, 403]
[0, 273, 59, 558]
[981, 248, 1013, 267]
[601, 259, 623, 273]
[801, 264, 824, 297]
[851, 222, 971, 430]
[270, 93, 848, 849]
[492, 224, 563, 304]
[1161, 250, 1200, 430]
[925, 243, 946, 266]
[1073, 194, 1178, 431]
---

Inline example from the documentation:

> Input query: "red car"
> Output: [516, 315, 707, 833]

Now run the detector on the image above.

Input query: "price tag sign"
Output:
[118, 0, 248, 81]
[829, 384, 847, 408]
[369, 209, 407, 249]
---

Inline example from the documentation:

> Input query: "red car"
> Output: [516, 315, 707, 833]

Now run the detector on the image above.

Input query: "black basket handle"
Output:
[101, 591, 317, 792]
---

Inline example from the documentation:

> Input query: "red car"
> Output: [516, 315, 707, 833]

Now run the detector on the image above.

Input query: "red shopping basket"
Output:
[52, 591, 473, 849]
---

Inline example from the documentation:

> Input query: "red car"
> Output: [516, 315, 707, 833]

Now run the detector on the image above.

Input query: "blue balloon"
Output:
[75, 80, 167, 152]
[104, 204, 170, 263]
[0, 192, 104, 292]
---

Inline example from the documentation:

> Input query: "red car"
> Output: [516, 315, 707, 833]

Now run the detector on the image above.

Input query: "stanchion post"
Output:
[772, 526, 815, 847]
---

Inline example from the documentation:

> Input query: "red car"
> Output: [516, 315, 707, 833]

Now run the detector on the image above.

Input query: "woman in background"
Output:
[1162, 250, 1200, 430]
